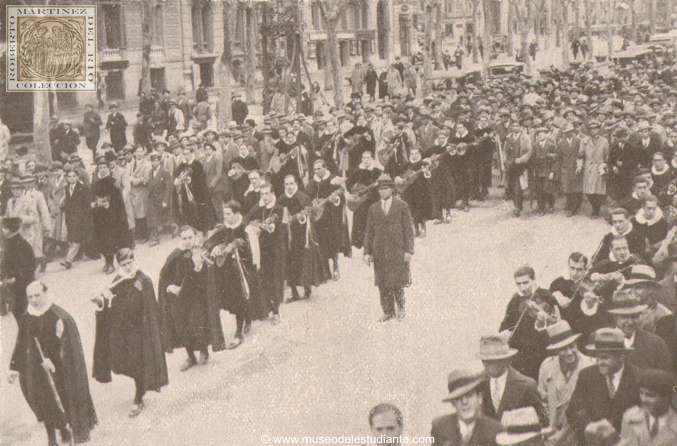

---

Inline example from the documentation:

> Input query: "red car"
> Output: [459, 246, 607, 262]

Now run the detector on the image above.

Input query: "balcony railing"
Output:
[101, 48, 122, 60]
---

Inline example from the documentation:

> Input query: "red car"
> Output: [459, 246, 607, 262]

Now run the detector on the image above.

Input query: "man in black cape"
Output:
[245, 182, 287, 325]
[92, 248, 168, 418]
[157, 226, 225, 369]
[1, 216, 35, 321]
[347, 151, 382, 249]
[305, 159, 351, 281]
[204, 200, 268, 349]
[278, 175, 331, 302]
[91, 156, 131, 274]
[10, 281, 97, 445]
[392, 146, 433, 237]
[172, 143, 216, 233]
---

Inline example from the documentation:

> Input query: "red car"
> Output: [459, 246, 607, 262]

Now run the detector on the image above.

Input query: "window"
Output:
[362, 1, 369, 29]
[150, 68, 165, 92]
[153, 5, 164, 46]
[192, 1, 213, 52]
[100, 3, 124, 49]
[234, 5, 245, 48]
[316, 42, 326, 70]
[199, 62, 214, 87]
[311, 3, 324, 30]
[106, 71, 125, 100]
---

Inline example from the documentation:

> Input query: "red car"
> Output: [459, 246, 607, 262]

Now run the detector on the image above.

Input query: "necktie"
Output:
[647, 414, 659, 438]
[607, 376, 616, 398]
[492, 379, 501, 410]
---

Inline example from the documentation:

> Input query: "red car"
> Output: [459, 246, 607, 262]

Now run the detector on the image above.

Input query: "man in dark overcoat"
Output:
[82, 103, 103, 152]
[147, 151, 172, 246]
[566, 328, 641, 443]
[61, 168, 91, 269]
[105, 103, 127, 152]
[364, 174, 415, 322]
[1, 216, 35, 321]
[9, 281, 97, 445]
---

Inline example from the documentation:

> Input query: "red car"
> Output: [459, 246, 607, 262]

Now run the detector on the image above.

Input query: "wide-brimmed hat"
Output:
[477, 334, 518, 361]
[546, 320, 581, 351]
[637, 121, 651, 131]
[67, 154, 82, 163]
[606, 289, 648, 315]
[442, 364, 486, 402]
[586, 328, 634, 354]
[496, 407, 552, 445]
[51, 161, 64, 171]
[584, 419, 620, 446]
[21, 175, 36, 185]
[377, 174, 395, 187]
[560, 122, 575, 133]
[622, 264, 661, 288]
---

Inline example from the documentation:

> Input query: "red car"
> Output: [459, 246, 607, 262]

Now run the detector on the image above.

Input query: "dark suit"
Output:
[431, 414, 504, 446]
[147, 166, 172, 229]
[417, 123, 439, 152]
[63, 181, 91, 243]
[566, 363, 640, 442]
[480, 366, 548, 427]
[202, 154, 225, 222]
[105, 112, 128, 152]
[656, 314, 677, 367]
[364, 197, 415, 317]
[627, 328, 674, 372]
[1, 233, 35, 321]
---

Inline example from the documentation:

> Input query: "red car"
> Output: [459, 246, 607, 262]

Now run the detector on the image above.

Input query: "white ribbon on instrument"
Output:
[245, 225, 262, 270]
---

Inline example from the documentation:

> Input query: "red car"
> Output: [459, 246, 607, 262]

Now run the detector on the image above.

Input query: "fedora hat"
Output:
[584, 419, 620, 446]
[586, 328, 634, 354]
[477, 334, 518, 361]
[496, 407, 552, 445]
[377, 174, 395, 187]
[545, 320, 581, 351]
[560, 122, 575, 133]
[637, 121, 651, 131]
[606, 289, 648, 315]
[442, 364, 486, 402]
[67, 154, 82, 163]
[622, 264, 661, 288]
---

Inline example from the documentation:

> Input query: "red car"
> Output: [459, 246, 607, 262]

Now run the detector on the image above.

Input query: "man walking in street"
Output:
[364, 174, 414, 322]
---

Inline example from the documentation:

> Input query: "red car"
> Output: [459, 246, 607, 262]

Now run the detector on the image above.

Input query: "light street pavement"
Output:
[1, 185, 608, 445]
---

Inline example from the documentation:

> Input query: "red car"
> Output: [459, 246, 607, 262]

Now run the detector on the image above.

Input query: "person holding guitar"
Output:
[227, 142, 260, 205]
[347, 151, 382, 249]
[393, 146, 433, 237]
[245, 182, 287, 325]
[426, 129, 454, 225]
[278, 175, 331, 302]
[305, 159, 351, 281]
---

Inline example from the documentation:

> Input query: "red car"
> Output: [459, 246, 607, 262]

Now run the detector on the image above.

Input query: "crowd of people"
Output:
[5, 47, 677, 445]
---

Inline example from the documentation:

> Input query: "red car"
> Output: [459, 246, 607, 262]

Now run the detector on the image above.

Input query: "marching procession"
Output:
[7, 50, 677, 446]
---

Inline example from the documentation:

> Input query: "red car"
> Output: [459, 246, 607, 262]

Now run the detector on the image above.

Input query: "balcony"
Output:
[150, 45, 164, 63]
[101, 48, 122, 60]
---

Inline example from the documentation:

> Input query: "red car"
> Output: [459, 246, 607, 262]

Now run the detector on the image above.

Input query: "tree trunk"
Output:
[483, 0, 492, 75]
[435, 1, 445, 70]
[630, 0, 637, 42]
[472, 1, 479, 63]
[326, 18, 344, 108]
[561, 0, 570, 67]
[574, 0, 580, 38]
[424, 3, 434, 95]
[218, 0, 233, 126]
[33, 92, 51, 163]
[245, 5, 257, 105]
[508, 0, 515, 56]
[261, 4, 271, 114]
[650, 0, 656, 35]
[584, 0, 593, 59]
[522, 1, 532, 74]
[140, 0, 153, 95]
[607, 0, 614, 59]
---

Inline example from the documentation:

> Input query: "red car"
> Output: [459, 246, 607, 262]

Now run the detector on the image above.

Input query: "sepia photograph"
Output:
[2, 0, 677, 445]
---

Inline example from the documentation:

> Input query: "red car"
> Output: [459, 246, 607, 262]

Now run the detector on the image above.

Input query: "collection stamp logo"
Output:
[6, 6, 96, 91]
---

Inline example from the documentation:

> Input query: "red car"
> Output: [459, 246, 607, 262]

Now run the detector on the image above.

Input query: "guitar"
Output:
[269, 146, 299, 173]
[346, 180, 379, 212]
[209, 238, 246, 267]
[228, 162, 253, 180]
[395, 163, 436, 193]
[310, 186, 345, 221]
[248, 213, 280, 233]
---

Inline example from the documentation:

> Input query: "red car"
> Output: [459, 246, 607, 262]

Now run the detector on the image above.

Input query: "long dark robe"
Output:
[91, 175, 131, 256]
[92, 271, 168, 393]
[172, 160, 216, 232]
[305, 174, 352, 262]
[425, 145, 454, 218]
[272, 140, 303, 196]
[245, 202, 287, 313]
[347, 167, 382, 249]
[392, 160, 433, 226]
[277, 191, 331, 288]
[11, 305, 97, 444]
[203, 223, 268, 320]
[229, 156, 259, 204]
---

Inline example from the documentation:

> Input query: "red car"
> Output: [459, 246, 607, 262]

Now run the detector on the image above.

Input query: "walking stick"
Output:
[34, 337, 75, 446]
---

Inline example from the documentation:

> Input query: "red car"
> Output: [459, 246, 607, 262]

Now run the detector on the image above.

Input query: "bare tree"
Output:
[607, 0, 614, 60]
[139, 0, 154, 95]
[512, 0, 532, 74]
[630, 0, 637, 42]
[507, 0, 515, 56]
[245, 3, 257, 104]
[483, 0, 492, 74]
[423, 0, 435, 95]
[317, 0, 351, 109]
[583, 0, 593, 59]
[434, 0, 445, 69]
[471, 0, 481, 63]
[559, 0, 573, 68]
[217, 0, 234, 126]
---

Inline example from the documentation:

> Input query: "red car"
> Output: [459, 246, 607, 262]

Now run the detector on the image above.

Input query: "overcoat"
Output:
[128, 159, 152, 220]
[147, 165, 172, 228]
[363, 197, 414, 289]
[62, 181, 92, 243]
[558, 137, 583, 195]
[431, 414, 504, 446]
[578, 135, 610, 195]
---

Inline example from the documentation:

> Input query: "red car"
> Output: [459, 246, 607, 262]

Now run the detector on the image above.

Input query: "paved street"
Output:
[1, 186, 608, 446]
